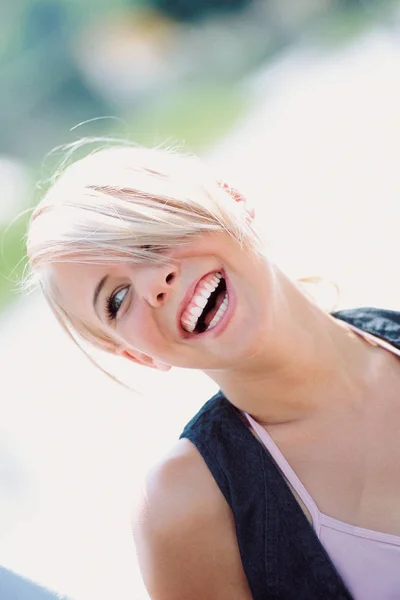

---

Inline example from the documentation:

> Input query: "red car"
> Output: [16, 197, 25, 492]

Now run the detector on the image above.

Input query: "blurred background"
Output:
[1, 1, 400, 598]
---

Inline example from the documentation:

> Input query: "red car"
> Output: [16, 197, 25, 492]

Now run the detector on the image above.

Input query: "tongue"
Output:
[204, 290, 226, 327]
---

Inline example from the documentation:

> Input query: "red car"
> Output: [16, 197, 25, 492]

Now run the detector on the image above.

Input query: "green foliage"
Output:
[150, 0, 250, 22]
[311, 0, 399, 47]
[0, 213, 31, 312]
[126, 81, 246, 151]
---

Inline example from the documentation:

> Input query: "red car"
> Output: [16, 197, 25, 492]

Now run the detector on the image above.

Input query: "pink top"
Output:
[245, 325, 400, 600]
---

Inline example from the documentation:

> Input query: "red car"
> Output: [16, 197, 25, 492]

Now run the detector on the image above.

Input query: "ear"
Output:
[117, 348, 171, 372]
[217, 181, 255, 220]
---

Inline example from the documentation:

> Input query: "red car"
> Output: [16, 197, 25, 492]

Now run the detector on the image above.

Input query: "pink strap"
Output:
[244, 412, 321, 529]
[243, 322, 400, 532]
[341, 323, 400, 357]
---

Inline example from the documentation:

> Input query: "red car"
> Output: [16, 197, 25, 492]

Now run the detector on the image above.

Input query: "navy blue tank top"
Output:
[180, 308, 400, 600]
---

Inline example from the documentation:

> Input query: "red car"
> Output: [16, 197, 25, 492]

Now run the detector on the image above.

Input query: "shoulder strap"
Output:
[332, 307, 400, 349]
[181, 394, 352, 599]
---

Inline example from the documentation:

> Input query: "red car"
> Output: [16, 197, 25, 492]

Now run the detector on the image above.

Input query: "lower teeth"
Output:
[206, 293, 228, 330]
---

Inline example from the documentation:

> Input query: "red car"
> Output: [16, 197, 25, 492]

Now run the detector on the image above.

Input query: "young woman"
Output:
[26, 145, 400, 600]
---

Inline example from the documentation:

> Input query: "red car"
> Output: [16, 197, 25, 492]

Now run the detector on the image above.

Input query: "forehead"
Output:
[53, 261, 111, 281]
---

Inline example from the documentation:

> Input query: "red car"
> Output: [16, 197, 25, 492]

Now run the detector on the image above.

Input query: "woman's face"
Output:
[52, 232, 276, 372]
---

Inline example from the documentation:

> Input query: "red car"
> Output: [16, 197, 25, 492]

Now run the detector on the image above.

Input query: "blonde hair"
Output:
[25, 143, 262, 359]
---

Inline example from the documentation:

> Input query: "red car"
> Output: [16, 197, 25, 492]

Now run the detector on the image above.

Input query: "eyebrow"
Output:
[93, 274, 109, 314]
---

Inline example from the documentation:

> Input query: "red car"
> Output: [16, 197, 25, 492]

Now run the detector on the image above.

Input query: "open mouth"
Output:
[180, 272, 228, 334]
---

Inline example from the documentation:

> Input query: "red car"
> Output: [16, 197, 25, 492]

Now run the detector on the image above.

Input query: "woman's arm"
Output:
[133, 439, 253, 600]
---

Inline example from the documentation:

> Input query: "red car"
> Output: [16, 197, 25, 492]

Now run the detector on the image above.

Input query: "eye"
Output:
[140, 244, 167, 253]
[105, 287, 129, 322]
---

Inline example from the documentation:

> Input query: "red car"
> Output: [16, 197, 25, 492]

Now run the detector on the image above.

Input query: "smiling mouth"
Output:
[180, 272, 228, 334]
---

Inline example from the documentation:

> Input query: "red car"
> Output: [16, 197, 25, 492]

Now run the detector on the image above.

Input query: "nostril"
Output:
[166, 272, 174, 284]
[157, 292, 165, 302]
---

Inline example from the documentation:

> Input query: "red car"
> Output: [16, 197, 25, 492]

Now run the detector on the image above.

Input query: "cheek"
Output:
[120, 304, 164, 354]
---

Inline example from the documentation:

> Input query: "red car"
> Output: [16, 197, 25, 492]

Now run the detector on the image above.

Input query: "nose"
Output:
[135, 263, 178, 308]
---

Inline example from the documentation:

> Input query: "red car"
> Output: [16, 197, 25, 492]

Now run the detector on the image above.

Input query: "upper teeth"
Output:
[181, 272, 224, 333]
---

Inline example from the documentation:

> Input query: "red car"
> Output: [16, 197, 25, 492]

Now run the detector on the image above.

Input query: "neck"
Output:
[205, 272, 377, 425]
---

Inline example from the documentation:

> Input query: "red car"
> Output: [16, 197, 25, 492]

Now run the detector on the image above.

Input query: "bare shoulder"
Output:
[133, 438, 252, 600]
